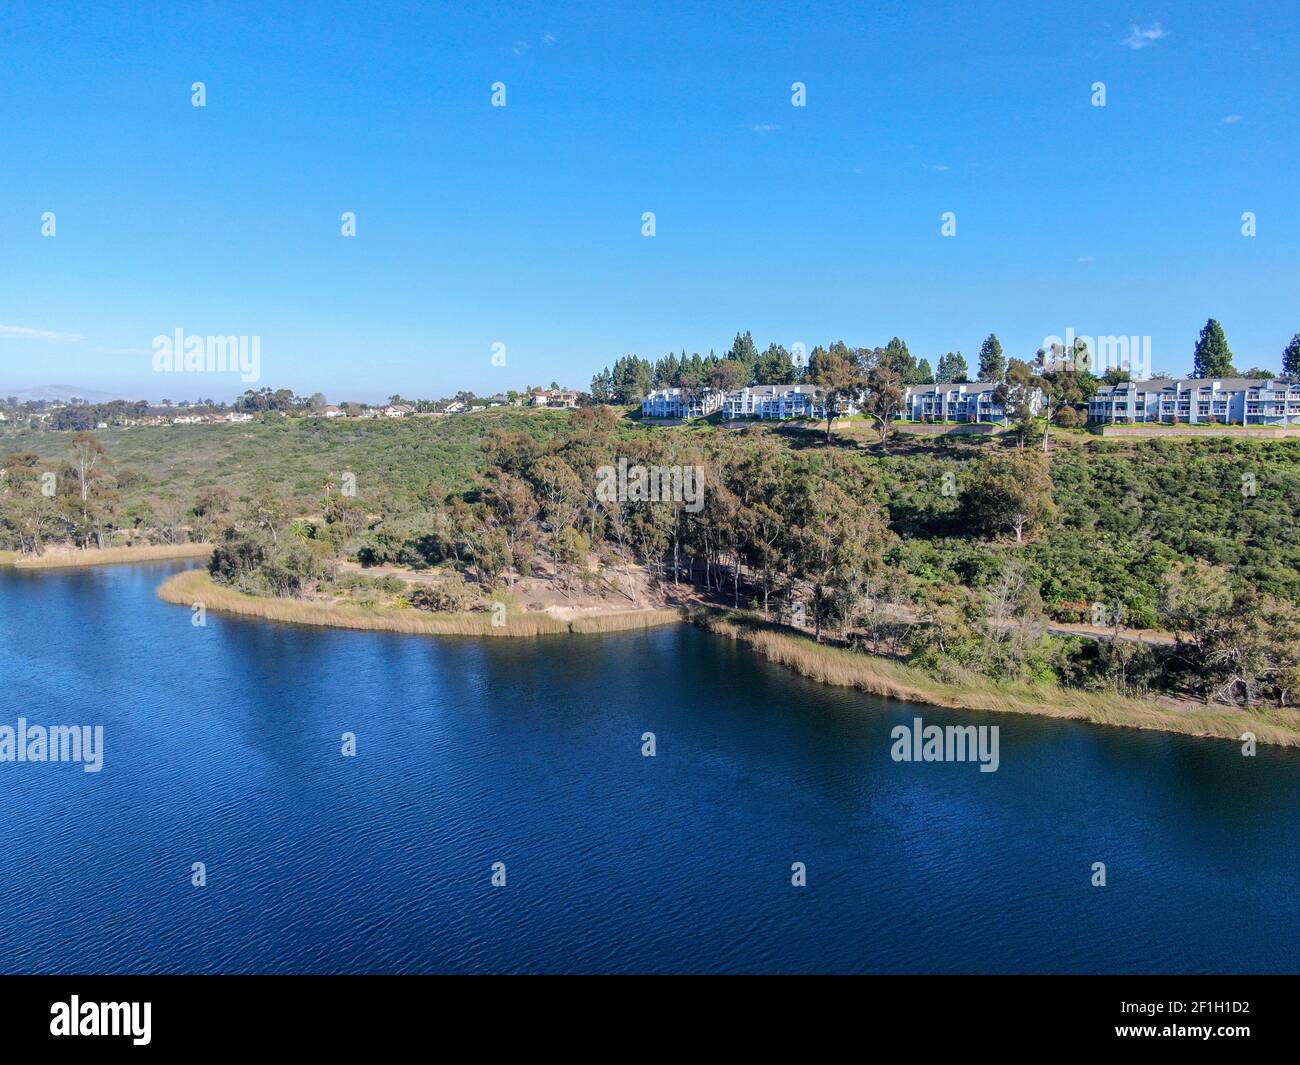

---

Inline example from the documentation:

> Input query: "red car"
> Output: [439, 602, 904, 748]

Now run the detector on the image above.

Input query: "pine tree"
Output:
[726, 332, 760, 385]
[977, 334, 1005, 382]
[754, 343, 796, 384]
[1192, 319, 1235, 379]
[936, 351, 970, 383]
[1282, 333, 1300, 377]
[611, 355, 654, 403]
[876, 337, 914, 378]
[653, 352, 679, 388]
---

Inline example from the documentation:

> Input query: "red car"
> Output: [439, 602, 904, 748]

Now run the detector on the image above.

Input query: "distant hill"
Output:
[7, 385, 122, 404]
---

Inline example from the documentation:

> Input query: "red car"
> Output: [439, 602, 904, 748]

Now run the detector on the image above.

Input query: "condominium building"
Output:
[1246, 379, 1300, 425]
[1088, 377, 1300, 426]
[640, 387, 725, 419]
[721, 384, 862, 421]
[902, 382, 1032, 424]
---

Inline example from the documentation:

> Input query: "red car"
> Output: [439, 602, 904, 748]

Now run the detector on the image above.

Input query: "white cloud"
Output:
[0, 324, 86, 343]
[95, 346, 152, 355]
[515, 33, 555, 55]
[922, 163, 951, 172]
[750, 123, 781, 134]
[1077, 256, 1095, 264]
[1220, 114, 1243, 124]
[1121, 23, 1167, 50]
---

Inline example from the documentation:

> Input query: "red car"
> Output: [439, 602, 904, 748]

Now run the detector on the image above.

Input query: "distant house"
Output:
[171, 415, 203, 425]
[641, 387, 724, 419]
[383, 404, 415, 418]
[225, 411, 254, 423]
[322, 405, 345, 418]
[488, 394, 508, 407]
[530, 388, 579, 409]
[527, 388, 576, 408]
[443, 400, 468, 414]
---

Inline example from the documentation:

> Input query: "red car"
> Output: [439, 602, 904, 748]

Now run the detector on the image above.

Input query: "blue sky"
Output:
[1, 1, 1297, 402]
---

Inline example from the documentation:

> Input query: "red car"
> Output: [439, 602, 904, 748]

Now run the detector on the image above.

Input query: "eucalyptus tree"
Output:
[960, 451, 1056, 544]
[787, 478, 888, 642]
[809, 344, 863, 442]
[864, 366, 905, 453]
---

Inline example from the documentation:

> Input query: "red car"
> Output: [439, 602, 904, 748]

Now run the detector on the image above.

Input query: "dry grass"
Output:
[698, 612, 1300, 747]
[157, 570, 683, 638]
[7, 543, 214, 569]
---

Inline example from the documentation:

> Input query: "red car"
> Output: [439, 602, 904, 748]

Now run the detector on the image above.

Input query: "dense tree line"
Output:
[592, 331, 1021, 407]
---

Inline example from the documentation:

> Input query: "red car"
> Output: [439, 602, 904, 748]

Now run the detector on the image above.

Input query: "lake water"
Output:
[1, 561, 1297, 974]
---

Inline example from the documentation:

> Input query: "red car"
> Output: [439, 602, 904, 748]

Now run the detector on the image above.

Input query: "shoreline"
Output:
[3, 543, 214, 570]
[150, 568, 1300, 747]
[156, 569, 683, 637]
[698, 613, 1300, 747]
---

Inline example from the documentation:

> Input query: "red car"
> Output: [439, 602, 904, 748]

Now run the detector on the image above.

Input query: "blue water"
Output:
[1, 561, 1297, 974]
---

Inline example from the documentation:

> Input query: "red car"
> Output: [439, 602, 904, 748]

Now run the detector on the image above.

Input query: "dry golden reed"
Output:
[698, 612, 1300, 747]
[6, 543, 214, 569]
[158, 569, 682, 638]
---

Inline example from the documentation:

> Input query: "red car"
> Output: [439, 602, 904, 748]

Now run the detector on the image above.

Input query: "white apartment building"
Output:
[903, 382, 1034, 424]
[640, 387, 724, 419]
[723, 385, 852, 420]
[1246, 379, 1300, 425]
[1088, 377, 1300, 426]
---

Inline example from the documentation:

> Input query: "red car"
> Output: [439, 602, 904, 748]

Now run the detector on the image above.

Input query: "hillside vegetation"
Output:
[4, 408, 1298, 715]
